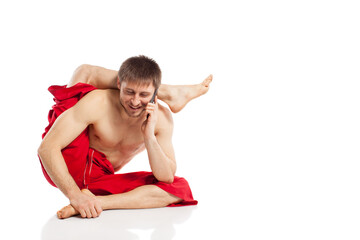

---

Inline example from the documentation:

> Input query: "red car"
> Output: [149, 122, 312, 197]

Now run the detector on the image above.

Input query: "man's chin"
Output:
[125, 109, 144, 118]
[120, 101, 144, 118]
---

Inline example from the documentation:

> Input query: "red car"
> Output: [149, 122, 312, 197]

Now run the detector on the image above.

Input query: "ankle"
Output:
[158, 84, 173, 102]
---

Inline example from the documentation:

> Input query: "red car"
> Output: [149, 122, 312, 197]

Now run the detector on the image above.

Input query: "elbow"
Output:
[37, 142, 46, 157]
[152, 160, 176, 184]
[37, 141, 58, 159]
[157, 175, 174, 184]
[165, 176, 174, 184]
[37, 142, 50, 163]
[37, 144, 46, 166]
[73, 64, 92, 84]
[161, 178, 174, 184]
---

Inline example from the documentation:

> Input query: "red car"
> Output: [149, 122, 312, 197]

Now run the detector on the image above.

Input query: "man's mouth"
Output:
[129, 105, 142, 111]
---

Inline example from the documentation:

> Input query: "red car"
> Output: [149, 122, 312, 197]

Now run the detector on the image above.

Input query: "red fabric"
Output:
[39, 83, 198, 206]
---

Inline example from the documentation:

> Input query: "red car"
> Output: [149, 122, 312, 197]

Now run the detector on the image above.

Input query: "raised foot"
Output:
[57, 189, 95, 219]
[169, 74, 213, 113]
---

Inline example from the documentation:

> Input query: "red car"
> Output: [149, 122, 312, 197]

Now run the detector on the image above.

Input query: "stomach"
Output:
[90, 141, 146, 172]
[89, 126, 146, 171]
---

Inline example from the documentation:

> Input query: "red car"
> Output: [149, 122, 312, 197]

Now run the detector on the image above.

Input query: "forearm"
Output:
[38, 147, 81, 199]
[144, 136, 176, 183]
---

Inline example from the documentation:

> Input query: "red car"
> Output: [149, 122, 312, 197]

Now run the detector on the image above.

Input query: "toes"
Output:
[203, 74, 213, 87]
[57, 211, 63, 219]
[57, 205, 77, 219]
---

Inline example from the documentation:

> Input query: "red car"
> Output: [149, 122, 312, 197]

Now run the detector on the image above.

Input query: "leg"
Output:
[67, 64, 118, 89]
[67, 64, 93, 88]
[158, 75, 213, 113]
[67, 64, 212, 113]
[99, 185, 182, 210]
[57, 186, 182, 219]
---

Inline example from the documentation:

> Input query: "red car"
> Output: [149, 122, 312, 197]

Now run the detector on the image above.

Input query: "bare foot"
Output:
[57, 189, 96, 219]
[165, 75, 213, 113]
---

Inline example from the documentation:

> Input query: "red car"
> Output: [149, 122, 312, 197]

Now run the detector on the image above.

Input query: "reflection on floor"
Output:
[42, 206, 196, 240]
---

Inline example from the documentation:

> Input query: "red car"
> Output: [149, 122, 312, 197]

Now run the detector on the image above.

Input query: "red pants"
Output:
[39, 83, 198, 206]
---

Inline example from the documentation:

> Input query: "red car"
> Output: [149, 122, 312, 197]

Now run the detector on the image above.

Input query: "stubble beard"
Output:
[120, 99, 144, 118]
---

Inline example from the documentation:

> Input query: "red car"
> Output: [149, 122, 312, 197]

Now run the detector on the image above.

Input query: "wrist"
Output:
[67, 188, 82, 200]
[144, 134, 157, 144]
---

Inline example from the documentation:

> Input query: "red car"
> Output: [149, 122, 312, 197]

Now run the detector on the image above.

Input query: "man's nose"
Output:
[131, 96, 141, 106]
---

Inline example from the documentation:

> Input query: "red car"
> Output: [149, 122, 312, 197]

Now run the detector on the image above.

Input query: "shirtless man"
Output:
[38, 55, 212, 219]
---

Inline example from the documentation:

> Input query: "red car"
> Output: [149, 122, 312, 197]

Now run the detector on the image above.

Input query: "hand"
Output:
[69, 191, 102, 218]
[141, 96, 158, 139]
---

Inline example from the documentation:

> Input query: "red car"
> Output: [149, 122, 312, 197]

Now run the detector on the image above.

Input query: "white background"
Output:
[1, 0, 359, 239]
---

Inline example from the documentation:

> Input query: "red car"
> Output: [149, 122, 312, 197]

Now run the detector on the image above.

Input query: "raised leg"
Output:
[67, 64, 213, 113]
[158, 75, 213, 113]
[57, 186, 182, 219]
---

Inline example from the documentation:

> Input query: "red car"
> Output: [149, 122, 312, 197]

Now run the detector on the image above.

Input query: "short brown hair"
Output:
[118, 55, 161, 89]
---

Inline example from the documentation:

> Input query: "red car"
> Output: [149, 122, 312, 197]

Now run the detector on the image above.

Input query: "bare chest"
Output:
[88, 118, 145, 171]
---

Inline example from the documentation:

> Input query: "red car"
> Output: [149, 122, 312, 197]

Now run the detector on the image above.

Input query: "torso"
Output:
[88, 90, 148, 172]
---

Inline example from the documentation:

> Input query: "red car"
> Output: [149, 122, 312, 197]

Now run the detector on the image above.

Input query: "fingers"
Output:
[95, 203, 103, 216]
[77, 202, 102, 218]
[70, 190, 103, 219]
[78, 207, 92, 218]
[146, 105, 156, 113]
[89, 206, 98, 218]
[146, 101, 158, 115]
[85, 208, 92, 218]
[79, 206, 100, 218]
[145, 106, 154, 119]
[79, 209, 87, 218]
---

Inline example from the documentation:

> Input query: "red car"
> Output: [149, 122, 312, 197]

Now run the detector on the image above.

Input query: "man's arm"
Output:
[68, 64, 118, 89]
[38, 91, 105, 218]
[142, 102, 177, 183]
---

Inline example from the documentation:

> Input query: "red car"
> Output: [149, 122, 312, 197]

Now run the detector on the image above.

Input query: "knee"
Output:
[75, 64, 92, 75]
[68, 64, 92, 87]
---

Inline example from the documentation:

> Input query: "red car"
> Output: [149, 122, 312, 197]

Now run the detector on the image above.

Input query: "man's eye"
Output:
[126, 91, 134, 94]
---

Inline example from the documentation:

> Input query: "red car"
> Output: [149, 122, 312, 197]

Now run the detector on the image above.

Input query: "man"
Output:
[38, 55, 212, 219]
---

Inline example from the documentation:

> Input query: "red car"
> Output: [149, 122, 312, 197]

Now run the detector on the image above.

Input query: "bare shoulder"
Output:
[73, 89, 113, 121]
[78, 89, 110, 107]
[105, 88, 121, 100]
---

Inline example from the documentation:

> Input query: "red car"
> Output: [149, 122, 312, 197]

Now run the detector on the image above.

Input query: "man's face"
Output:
[119, 81, 155, 118]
